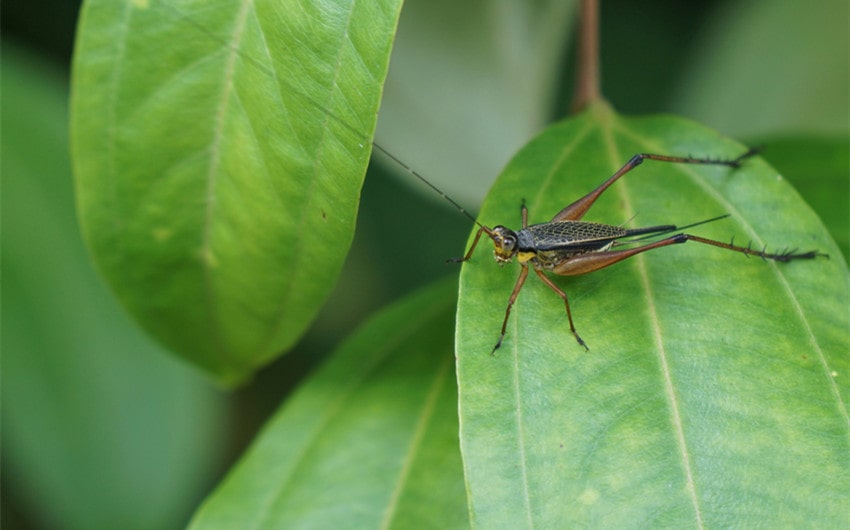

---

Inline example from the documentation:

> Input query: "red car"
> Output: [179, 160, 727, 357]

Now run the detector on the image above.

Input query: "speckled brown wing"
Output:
[525, 221, 628, 251]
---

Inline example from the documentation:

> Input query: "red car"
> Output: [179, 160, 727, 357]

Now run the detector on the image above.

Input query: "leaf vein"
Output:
[604, 124, 705, 528]
[380, 356, 452, 529]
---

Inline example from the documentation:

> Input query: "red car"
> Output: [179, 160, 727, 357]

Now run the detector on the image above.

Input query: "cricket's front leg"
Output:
[493, 264, 530, 354]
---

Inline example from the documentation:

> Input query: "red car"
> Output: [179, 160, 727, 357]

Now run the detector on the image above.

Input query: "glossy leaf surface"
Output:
[456, 103, 849, 528]
[70, 0, 403, 384]
[189, 279, 467, 529]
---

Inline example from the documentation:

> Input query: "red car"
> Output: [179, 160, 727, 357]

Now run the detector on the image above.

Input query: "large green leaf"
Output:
[189, 278, 467, 529]
[456, 103, 849, 528]
[70, 0, 403, 384]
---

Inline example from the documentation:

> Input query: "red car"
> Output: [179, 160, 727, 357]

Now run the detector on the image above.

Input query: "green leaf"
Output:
[2, 42, 228, 530]
[456, 103, 849, 528]
[70, 0, 403, 384]
[189, 278, 467, 529]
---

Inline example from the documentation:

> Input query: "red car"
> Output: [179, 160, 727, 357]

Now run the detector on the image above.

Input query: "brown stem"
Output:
[570, 0, 601, 113]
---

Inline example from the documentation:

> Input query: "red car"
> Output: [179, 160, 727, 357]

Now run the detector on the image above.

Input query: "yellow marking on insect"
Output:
[516, 251, 536, 263]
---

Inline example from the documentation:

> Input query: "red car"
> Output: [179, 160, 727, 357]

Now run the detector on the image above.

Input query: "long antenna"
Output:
[370, 143, 483, 227]
[163, 3, 483, 229]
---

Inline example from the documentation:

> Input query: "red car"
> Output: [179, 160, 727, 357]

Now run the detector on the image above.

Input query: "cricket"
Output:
[443, 149, 826, 353]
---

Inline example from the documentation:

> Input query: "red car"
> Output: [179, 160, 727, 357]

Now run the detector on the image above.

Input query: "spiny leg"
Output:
[533, 268, 588, 351]
[550, 148, 760, 223]
[551, 233, 823, 278]
[493, 264, 529, 355]
[681, 234, 826, 261]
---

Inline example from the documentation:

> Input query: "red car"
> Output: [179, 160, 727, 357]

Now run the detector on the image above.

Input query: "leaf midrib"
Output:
[602, 118, 705, 528]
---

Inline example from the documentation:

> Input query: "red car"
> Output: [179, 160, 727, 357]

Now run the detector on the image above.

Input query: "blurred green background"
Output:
[2, 0, 847, 528]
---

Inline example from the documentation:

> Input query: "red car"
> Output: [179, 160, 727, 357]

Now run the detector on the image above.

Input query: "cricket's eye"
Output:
[491, 226, 518, 262]
[491, 226, 506, 245]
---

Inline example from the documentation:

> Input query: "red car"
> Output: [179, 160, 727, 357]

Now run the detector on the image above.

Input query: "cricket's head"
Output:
[490, 226, 518, 263]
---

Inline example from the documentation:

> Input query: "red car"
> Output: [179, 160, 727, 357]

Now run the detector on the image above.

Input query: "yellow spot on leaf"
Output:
[578, 488, 600, 505]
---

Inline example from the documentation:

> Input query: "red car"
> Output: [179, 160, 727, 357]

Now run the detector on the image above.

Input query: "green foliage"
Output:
[7, 0, 849, 528]
[189, 279, 467, 529]
[70, 0, 404, 384]
[456, 103, 849, 527]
